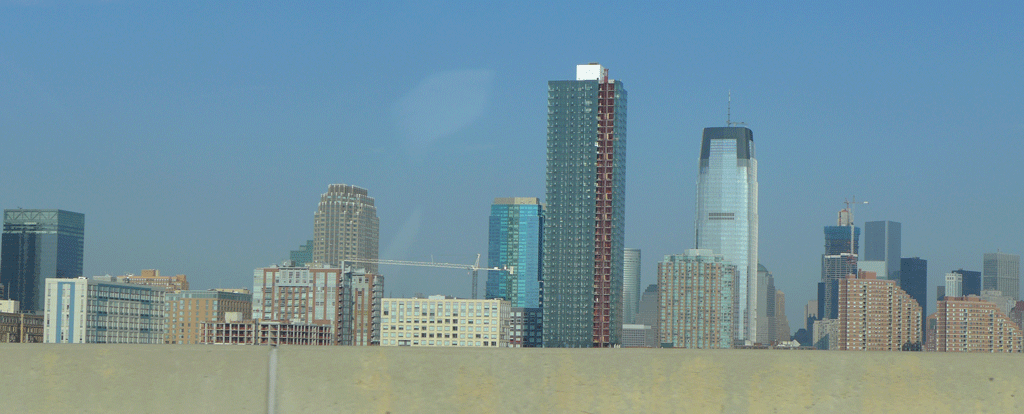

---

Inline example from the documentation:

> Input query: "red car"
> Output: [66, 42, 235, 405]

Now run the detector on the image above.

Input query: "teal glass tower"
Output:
[542, 63, 626, 348]
[1, 209, 85, 312]
[486, 197, 543, 308]
[694, 127, 757, 343]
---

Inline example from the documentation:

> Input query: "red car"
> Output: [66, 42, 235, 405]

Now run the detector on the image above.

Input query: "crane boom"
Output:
[354, 255, 513, 299]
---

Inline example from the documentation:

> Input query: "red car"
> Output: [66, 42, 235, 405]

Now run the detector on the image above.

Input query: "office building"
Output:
[253, 263, 383, 346]
[380, 296, 510, 347]
[694, 126, 757, 342]
[637, 284, 659, 337]
[622, 248, 641, 325]
[508, 307, 542, 347]
[980, 290, 1016, 318]
[756, 264, 782, 344]
[621, 324, 658, 348]
[945, 272, 963, 298]
[899, 257, 927, 318]
[804, 300, 818, 333]
[863, 221, 901, 280]
[818, 210, 859, 321]
[95, 270, 189, 292]
[983, 252, 1020, 301]
[290, 240, 314, 266]
[542, 63, 627, 348]
[1, 209, 85, 312]
[813, 318, 839, 350]
[313, 184, 379, 272]
[775, 290, 791, 343]
[658, 250, 736, 349]
[951, 269, 981, 296]
[931, 296, 1022, 353]
[486, 197, 543, 308]
[44, 277, 165, 344]
[165, 290, 252, 344]
[836, 271, 922, 351]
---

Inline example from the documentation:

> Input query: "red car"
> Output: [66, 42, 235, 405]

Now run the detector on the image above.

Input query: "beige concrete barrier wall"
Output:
[2, 344, 1023, 413]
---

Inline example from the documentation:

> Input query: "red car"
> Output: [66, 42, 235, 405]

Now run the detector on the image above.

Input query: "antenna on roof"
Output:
[727, 90, 747, 127]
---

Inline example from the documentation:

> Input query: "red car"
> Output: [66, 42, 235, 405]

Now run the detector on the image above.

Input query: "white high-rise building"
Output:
[983, 252, 1020, 301]
[694, 127, 758, 342]
[44, 277, 165, 344]
[944, 272, 963, 298]
[622, 248, 641, 325]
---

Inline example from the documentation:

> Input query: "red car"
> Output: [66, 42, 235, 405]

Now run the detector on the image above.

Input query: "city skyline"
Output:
[2, 2, 1023, 332]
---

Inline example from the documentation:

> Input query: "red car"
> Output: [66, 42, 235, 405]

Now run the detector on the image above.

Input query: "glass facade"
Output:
[694, 127, 757, 342]
[1, 209, 84, 312]
[486, 198, 543, 309]
[864, 221, 901, 280]
[542, 64, 626, 348]
[289, 240, 314, 266]
[900, 257, 928, 339]
[622, 248, 641, 325]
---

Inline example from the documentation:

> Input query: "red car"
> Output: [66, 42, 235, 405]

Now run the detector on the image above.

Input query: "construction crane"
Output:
[354, 254, 512, 299]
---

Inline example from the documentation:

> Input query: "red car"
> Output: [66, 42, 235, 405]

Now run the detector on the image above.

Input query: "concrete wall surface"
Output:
[1, 344, 1023, 413]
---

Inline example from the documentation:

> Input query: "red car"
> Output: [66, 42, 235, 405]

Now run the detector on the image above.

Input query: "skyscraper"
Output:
[818, 210, 859, 320]
[694, 126, 758, 342]
[658, 250, 736, 349]
[486, 197, 543, 308]
[983, 252, 1020, 301]
[637, 284, 659, 337]
[900, 257, 928, 339]
[863, 221, 901, 280]
[1, 209, 85, 312]
[542, 63, 626, 348]
[622, 248, 641, 325]
[950, 269, 981, 296]
[312, 184, 379, 273]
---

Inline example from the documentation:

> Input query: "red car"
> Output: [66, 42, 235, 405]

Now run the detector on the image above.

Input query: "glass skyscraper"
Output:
[622, 248, 641, 325]
[694, 127, 757, 342]
[1, 209, 85, 312]
[486, 197, 543, 309]
[863, 221, 901, 280]
[542, 63, 626, 348]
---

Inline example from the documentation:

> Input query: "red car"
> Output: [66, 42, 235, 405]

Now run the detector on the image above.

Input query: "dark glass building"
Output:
[542, 64, 626, 348]
[1, 209, 85, 312]
[951, 269, 981, 297]
[900, 257, 928, 338]
[863, 221, 901, 280]
[818, 211, 859, 320]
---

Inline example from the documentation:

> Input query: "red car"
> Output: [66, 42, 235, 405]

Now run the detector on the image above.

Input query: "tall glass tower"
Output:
[486, 197, 543, 308]
[542, 63, 627, 348]
[312, 184, 379, 273]
[983, 252, 1020, 301]
[694, 127, 757, 342]
[1, 209, 85, 312]
[622, 248, 641, 325]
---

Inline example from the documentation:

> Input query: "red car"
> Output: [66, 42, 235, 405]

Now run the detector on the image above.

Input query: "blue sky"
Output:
[2, 1, 1022, 331]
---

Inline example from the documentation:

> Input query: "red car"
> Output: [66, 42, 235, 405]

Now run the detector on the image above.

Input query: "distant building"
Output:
[621, 324, 658, 348]
[1, 209, 85, 312]
[622, 248, 641, 325]
[313, 184, 379, 272]
[813, 319, 839, 351]
[945, 272, 963, 298]
[983, 252, 1020, 301]
[165, 290, 252, 344]
[44, 277, 165, 344]
[289, 240, 314, 266]
[775, 290, 790, 343]
[804, 300, 818, 334]
[936, 286, 945, 302]
[819, 210, 860, 321]
[931, 296, 1022, 353]
[97, 270, 189, 292]
[202, 314, 334, 346]
[637, 284, 659, 337]
[508, 307, 542, 347]
[950, 269, 982, 296]
[0, 301, 42, 343]
[658, 250, 736, 349]
[756, 264, 776, 344]
[542, 63, 627, 348]
[863, 221, 901, 280]
[836, 271, 922, 351]
[900, 257, 928, 339]
[980, 289, 1016, 318]
[486, 197, 543, 307]
[380, 297, 510, 347]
